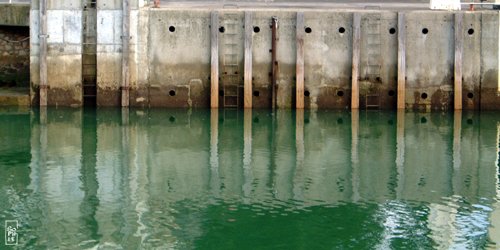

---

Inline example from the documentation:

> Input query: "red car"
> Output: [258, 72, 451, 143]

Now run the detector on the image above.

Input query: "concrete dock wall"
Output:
[29, 4, 500, 109]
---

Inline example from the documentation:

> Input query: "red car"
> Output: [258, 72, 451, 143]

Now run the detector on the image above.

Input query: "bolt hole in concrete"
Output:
[388, 90, 395, 96]
[169, 26, 175, 32]
[467, 119, 473, 125]
[337, 118, 343, 124]
[219, 26, 225, 33]
[169, 90, 176, 96]
[304, 90, 310, 97]
[305, 27, 312, 33]
[339, 27, 346, 33]
[337, 90, 344, 97]
[421, 117, 427, 123]
[421, 92, 428, 99]
[422, 28, 429, 35]
[254, 26, 260, 33]
[219, 90, 224, 96]
[253, 117, 260, 123]
[468, 28, 474, 35]
[169, 116, 176, 123]
[467, 92, 474, 99]
[389, 27, 396, 34]
[253, 91, 260, 97]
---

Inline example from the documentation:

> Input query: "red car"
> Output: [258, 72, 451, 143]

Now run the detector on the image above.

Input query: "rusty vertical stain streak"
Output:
[244, 12, 253, 108]
[396, 109, 405, 198]
[121, 0, 130, 107]
[296, 12, 305, 109]
[211, 11, 219, 108]
[351, 13, 361, 110]
[397, 12, 406, 110]
[351, 109, 360, 201]
[455, 13, 463, 110]
[39, 0, 48, 106]
[271, 16, 279, 109]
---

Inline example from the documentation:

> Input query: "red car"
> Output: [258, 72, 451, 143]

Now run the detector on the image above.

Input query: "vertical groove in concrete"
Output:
[211, 11, 219, 108]
[351, 13, 361, 110]
[397, 12, 406, 110]
[39, 0, 47, 107]
[455, 13, 463, 110]
[121, 0, 130, 107]
[244, 11, 253, 109]
[296, 12, 305, 109]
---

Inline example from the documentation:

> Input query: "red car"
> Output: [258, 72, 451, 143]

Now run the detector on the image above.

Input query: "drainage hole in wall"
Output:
[421, 117, 427, 123]
[467, 119, 473, 125]
[253, 91, 260, 97]
[467, 92, 474, 99]
[219, 90, 224, 96]
[219, 26, 225, 33]
[305, 27, 312, 33]
[337, 90, 344, 97]
[169, 90, 176, 96]
[339, 27, 346, 34]
[169, 116, 176, 123]
[169, 26, 175, 32]
[253, 117, 260, 123]
[388, 90, 395, 96]
[304, 118, 310, 124]
[421, 92, 428, 99]
[422, 28, 428, 35]
[337, 118, 343, 124]
[304, 90, 310, 97]
[254, 26, 260, 33]
[389, 27, 396, 34]
[468, 28, 474, 35]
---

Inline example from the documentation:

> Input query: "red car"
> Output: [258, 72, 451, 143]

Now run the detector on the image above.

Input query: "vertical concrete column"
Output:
[397, 13, 406, 110]
[454, 13, 463, 110]
[39, 0, 47, 106]
[296, 12, 305, 109]
[211, 11, 219, 108]
[351, 13, 361, 110]
[244, 12, 253, 109]
[121, 0, 131, 107]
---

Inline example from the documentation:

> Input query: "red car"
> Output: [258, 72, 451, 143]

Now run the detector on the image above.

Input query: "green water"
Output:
[1, 108, 500, 249]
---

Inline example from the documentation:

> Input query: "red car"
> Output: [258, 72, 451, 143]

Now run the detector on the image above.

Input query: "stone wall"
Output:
[0, 26, 30, 87]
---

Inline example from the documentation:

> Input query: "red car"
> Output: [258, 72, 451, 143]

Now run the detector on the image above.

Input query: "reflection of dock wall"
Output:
[28, 2, 500, 109]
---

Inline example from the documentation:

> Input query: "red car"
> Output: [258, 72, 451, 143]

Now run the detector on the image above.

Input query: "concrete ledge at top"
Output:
[430, 0, 461, 10]
[0, 4, 30, 26]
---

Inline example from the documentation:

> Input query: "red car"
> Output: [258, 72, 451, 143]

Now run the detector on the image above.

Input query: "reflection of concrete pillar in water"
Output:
[210, 109, 220, 197]
[452, 110, 462, 193]
[351, 109, 360, 201]
[293, 109, 305, 200]
[489, 124, 500, 245]
[242, 109, 253, 199]
[396, 109, 405, 198]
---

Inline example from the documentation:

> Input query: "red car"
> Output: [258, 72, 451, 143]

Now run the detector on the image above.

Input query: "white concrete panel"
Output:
[97, 10, 122, 44]
[47, 10, 64, 44]
[30, 10, 40, 44]
[64, 10, 82, 44]
[130, 10, 138, 45]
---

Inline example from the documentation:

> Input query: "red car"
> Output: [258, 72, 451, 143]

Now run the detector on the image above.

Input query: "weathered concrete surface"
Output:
[0, 88, 29, 105]
[0, 4, 30, 26]
[0, 26, 29, 88]
[29, 2, 500, 109]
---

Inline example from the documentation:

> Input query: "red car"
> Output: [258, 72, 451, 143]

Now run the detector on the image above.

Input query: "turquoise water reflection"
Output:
[0, 108, 499, 249]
